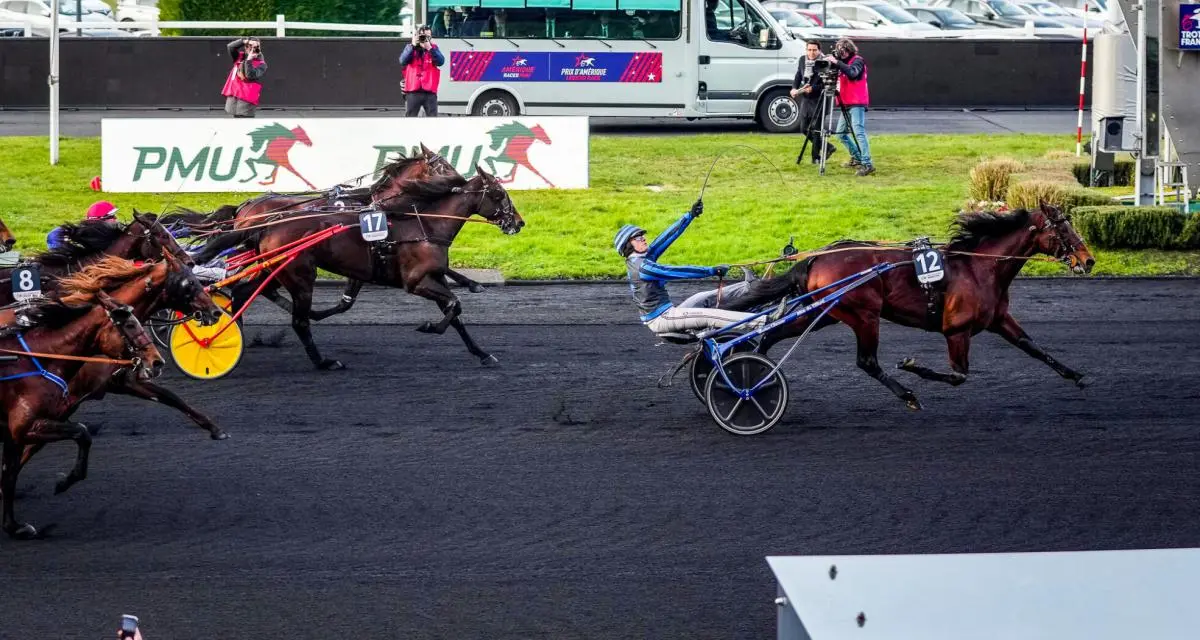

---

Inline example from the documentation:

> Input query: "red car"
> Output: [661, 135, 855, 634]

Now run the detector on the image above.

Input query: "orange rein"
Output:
[0, 347, 141, 366]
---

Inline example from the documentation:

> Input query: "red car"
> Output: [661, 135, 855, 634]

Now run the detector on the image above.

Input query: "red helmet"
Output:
[86, 201, 118, 220]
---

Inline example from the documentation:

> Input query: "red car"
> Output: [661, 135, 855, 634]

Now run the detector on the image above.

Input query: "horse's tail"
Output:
[719, 260, 812, 312]
[191, 226, 265, 265]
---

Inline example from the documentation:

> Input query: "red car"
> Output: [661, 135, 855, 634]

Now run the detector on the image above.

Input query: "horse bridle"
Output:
[107, 304, 155, 372]
[459, 180, 519, 233]
[1032, 207, 1082, 264]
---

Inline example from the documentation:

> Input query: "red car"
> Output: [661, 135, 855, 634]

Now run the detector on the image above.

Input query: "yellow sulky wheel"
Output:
[168, 291, 244, 380]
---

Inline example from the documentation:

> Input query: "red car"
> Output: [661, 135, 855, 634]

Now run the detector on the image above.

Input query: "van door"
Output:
[697, 0, 780, 115]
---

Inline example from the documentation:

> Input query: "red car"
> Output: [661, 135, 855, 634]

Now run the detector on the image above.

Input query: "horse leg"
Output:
[845, 312, 922, 411]
[23, 418, 93, 496]
[281, 266, 345, 371]
[897, 331, 970, 386]
[259, 165, 281, 187]
[990, 312, 1087, 387]
[413, 277, 461, 336]
[106, 378, 229, 440]
[448, 312, 498, 367]
[1, 440, 37, 538]
[283, 163, 317, 190]
[309, 280, 364, 321]
[443, 269, 486, 294]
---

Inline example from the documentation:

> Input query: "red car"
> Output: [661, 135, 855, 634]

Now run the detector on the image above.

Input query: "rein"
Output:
[728, 244, 1061, 270]
[0, 347, 141, 366]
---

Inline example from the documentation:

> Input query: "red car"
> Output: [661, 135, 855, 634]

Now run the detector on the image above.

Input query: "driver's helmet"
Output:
[614, 224, 647, 256]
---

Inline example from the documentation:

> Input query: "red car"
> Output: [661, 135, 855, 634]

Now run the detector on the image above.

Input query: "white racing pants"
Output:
[645, 305, 765, 335]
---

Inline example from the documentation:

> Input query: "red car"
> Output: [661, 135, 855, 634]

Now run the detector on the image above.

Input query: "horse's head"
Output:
[291, 126, 313, 147]
[131, 211, 196, 267]
[0, 214, 15, 251]
[529, 125, 552, 146]
[1030, 201, 1094, 274]
[155, 250, 224, 326]
[420, 143, 460, 177]
[471, 165, 525, 236]
[95, 290, 165, 381]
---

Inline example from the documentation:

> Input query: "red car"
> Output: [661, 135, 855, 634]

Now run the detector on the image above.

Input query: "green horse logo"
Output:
[481, 122, 555, 187]
[242, 123, 317, 190]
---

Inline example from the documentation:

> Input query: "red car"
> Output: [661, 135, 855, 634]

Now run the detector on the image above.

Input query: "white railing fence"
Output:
[0, 15, 415, 38]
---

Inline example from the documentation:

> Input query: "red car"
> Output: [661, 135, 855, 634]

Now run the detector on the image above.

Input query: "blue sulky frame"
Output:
[694, 262, 902, 428]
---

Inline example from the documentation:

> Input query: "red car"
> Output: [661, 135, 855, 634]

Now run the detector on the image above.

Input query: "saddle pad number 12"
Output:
[913, 248, 945, 284]
[359, 211, 389, 242]
[11, 264, 41, 301]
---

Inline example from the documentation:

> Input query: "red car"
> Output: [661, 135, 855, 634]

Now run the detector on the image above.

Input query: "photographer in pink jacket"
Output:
[221, 38, 267, 118]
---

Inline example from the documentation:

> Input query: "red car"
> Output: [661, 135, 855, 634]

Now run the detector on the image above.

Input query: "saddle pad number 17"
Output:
[11, 265, 41, 301]
[913, 248, 945, 284]
[359, 211, 389, 242]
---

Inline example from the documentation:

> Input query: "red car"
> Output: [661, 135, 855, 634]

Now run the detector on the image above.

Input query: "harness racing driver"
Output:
[615, 199, 767, 337]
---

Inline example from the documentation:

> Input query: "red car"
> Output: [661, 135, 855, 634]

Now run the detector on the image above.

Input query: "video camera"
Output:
[812, 58, 839, 88]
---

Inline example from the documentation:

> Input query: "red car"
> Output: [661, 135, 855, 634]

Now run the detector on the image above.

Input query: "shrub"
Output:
[1005, 180, 1112, 213]
[968, 158, 1025, 202]
[1072, 160, 1136, 187]
[1071, 206, 1190, 249]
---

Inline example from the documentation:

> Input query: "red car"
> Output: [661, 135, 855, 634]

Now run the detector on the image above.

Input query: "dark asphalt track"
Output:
[3, 279, 1199, 640]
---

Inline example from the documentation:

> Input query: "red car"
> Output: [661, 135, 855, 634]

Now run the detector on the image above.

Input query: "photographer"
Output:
[220, 38, 267, 118]
[789, 40, 836, 164]
[399, 25, 445, 118]
[823, 38, 874, 176]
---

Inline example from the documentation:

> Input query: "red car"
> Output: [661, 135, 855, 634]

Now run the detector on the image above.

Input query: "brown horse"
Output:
[193, 167, 526, 370]
[0, 265, 166, 538]
[11, 254, 225, 493]
[0, 212, 195, 307]
[720, 204, 1095, 411]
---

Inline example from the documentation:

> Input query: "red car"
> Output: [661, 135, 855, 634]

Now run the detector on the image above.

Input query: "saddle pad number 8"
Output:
[359, 211, 389, 242]
[11, 264, 41, 301]
[913, 248, 945, 284]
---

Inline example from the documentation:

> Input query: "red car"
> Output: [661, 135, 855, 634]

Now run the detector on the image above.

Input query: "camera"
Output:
[814, 60, 839, 87]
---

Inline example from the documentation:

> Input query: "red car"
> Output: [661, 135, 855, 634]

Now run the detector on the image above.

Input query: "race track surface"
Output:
[3, 279, 1199, 640]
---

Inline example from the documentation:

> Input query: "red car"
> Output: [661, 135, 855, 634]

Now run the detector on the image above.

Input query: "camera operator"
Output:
[399, 25, 445, 118]
[823, 38, 874, 176]
[220, 38, 267, 118]
[789, 40, 837, 164]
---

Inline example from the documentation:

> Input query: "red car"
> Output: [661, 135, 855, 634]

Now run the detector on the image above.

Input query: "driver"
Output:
[615, 199, 768, 336]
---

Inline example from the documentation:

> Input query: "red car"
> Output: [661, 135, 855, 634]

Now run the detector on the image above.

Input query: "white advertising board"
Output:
[100, 116, 588, 193]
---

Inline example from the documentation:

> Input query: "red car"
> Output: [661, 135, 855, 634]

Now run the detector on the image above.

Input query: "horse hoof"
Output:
[1075, 376, 1090, 389]
[54, 475, 73, 495]
[469, 284, 486, 294]
[211, 430, 231, 441]
[905, 397, 923, 411]
[480, 354, 500, 367]
[319, 359, 346, 371]
[897, 357, 916, 370]
[415, 322, 437, 334]
[8, 523, 37, 540]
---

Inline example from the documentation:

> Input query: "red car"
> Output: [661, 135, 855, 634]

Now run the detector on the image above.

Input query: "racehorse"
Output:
[0, 212, 195, 307]
[9, 253, 225, 492]
[0, 262, 167, 539]
[719, 203, 1095, 411]
[193, 167, 526, 370]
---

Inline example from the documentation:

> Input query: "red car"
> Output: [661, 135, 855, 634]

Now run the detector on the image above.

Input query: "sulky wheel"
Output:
[704, 352, 789, 436]
[689, 334, 759, 403]
[167, 292, 244, 380]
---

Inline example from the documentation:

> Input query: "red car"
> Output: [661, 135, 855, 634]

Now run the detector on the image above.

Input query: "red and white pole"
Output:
[1076, 2, 1089, 157]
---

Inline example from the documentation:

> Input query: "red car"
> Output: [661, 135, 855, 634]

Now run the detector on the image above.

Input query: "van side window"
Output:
[703, 0, 775, 48]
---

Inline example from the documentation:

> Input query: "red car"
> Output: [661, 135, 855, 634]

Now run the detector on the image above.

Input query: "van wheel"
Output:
[472, 91, 519, 117]
[757, 88, 802, 134]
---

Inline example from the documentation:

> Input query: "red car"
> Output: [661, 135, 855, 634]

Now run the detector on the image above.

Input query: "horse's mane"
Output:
[54, 256, 158, 307]
[31, 219, 128, 267]
[947, 209, 1032, 250]
[378, 173, 471, 210]
[368, 155, 429, 195]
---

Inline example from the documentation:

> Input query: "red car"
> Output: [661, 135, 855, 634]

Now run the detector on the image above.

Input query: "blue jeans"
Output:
[835, 106, 871, 167]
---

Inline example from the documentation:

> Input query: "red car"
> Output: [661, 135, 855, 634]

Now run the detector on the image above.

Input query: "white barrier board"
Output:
[100, 116, 588, 193]
[768, 549, 1200, 640]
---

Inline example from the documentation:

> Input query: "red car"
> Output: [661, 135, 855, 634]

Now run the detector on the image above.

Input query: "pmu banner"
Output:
[1181, 4, 1200, 49]
[451, 51, 662, 83]
[100, 116, 588, 193]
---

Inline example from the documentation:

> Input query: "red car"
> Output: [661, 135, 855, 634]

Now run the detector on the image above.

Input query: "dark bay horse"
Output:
[0, 263, 167, 538]
[9, 254, 225, 493]
[193, 167, 526, 370]
[720, 204, 1095, 411]
[0, 214, 15, 251]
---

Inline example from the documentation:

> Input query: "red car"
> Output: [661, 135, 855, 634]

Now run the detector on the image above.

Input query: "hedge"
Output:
[1071, 205, 1199, 249]
[160, 0, 403, 36]
[1006, 180, 1113, 213]
[1072, 160, 1135, 187]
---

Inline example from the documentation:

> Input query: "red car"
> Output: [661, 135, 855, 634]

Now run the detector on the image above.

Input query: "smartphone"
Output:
[120, 615, 138, 638]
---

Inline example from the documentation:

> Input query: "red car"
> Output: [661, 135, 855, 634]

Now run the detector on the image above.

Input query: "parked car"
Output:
[828, 1, 942, 33]
[0, 0, 120, 36]
[769, 7, 822, 28]
[1019, 0, 1102, 27]
[910, 5, 982, 27]
[797, 7, 855, 27]
[931, 0, 1067, 27]
[116, 0, 158, 24]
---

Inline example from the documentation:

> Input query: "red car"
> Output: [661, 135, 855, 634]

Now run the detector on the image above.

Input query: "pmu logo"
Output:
[561, 53, 607, 80]
[501, 55, 537, 80]
[131, 123, 316, 189]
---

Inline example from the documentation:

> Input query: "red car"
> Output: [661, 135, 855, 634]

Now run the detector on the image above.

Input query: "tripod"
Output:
[797, 78, 861, 176]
